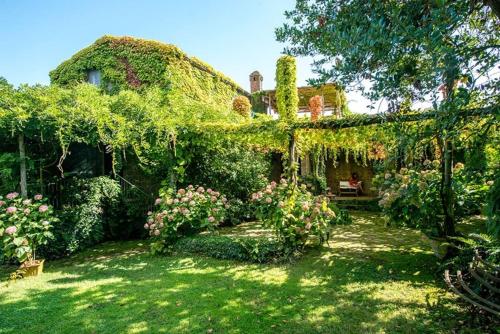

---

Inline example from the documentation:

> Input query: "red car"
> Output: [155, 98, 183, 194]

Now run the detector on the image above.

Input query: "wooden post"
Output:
[288, 130, 297, 186]
[18, 133, 28, 197]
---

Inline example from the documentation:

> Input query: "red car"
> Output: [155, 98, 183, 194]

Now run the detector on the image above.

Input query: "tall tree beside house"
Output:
[276, 0, 500, 237]
[275, 55, 298, 123]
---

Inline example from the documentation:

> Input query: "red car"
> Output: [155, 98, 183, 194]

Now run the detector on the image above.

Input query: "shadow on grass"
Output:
[0, 213, 479, 333]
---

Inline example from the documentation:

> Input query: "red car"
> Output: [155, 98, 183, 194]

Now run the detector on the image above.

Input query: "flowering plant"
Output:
[147, 185, 229, 254]
[373, 161, 491, 235]
[250, 179, 334, 252]
[0, 193, 58, 263]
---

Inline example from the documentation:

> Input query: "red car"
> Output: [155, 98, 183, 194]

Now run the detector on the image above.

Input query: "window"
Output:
[87, 70, 101, 86]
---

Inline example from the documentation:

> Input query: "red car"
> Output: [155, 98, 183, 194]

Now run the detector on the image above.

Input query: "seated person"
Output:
[348, 172, 363, 194]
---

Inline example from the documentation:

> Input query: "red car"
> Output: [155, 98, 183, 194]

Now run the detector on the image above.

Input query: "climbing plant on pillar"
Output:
[276, 55, 299, 184]
[275, 55, 298, 123]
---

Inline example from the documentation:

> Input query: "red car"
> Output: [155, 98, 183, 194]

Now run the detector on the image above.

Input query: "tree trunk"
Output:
[18, 134, 28, 197]
[440, 137, 456, 237]
[288, 130, 298, 186]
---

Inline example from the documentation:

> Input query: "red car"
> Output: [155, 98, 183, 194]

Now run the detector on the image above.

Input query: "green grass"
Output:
[0, 212, 481, 333]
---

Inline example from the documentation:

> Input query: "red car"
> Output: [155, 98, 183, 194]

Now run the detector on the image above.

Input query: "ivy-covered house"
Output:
[49, 35, 249, 193]
[50, 35, 247, 108]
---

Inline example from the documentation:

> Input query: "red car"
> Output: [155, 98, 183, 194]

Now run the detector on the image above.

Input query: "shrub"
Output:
[276, 55, 298, 122]
[250, 179, 334, 253]
[173, 235, 284, 263]
[232, 95, 251, 118]
[308, 95, 323, 121]
[42, 177, 121, 258]
[147, 186, 229, 254]
[184, 141, 270, 203]
[0, 193, 58, 263]
[374, 162, 491, 234]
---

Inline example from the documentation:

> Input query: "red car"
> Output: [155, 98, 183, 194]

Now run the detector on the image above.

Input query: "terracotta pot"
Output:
[19, 259, 45, 277]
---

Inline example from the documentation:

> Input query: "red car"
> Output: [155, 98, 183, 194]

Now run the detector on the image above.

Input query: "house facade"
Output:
[248, 71, 347, 120]
[248, 71, 377, 197]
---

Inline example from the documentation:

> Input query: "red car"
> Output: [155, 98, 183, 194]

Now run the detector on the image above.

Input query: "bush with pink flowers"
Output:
[147, 185, 229, 254]
[0, 192, 58, 263]
[250, 179, 334, 253]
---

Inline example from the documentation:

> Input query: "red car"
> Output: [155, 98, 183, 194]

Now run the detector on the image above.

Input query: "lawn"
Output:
[0, 212, 478, 334]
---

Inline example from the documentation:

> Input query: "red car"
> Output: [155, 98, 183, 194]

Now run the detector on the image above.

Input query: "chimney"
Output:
[249, 71, 263, 93]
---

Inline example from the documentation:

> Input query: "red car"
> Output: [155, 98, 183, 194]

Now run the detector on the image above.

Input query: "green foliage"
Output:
[251, 179, 333, 253]
[443, 233, 500, 273]
[147, 186, 228, 254]
[49, 36, 243, 109]
[0, 153, 20, 194]
[275, 55, 298, 122]
[47, 177, 122, 257]
[184, 139, 271, 202]
[374, 163, 492, 235]
[486, 174, 500, 239]
[0, 193, 57, 263]
[232, 95, 251, 118]
[173, 234, 284, 263]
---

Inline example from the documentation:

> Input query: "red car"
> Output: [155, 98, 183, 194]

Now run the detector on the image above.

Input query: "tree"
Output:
[277, 0, 500, 237]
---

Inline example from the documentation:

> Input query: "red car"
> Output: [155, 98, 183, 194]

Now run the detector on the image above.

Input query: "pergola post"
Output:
[288, 130, 297, 186]
[18, 133, 28, 197]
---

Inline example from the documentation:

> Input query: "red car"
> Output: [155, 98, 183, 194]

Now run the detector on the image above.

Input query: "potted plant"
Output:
[0, 192, 58, 277]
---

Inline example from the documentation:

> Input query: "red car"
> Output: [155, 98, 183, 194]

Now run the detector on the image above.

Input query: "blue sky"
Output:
[0, 0, 373, 112]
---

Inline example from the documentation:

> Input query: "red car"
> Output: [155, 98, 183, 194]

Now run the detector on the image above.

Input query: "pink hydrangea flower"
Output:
[22, 199, 32, 205]
[39, 205, 49, 213]
[208, 216, 215, 223]
[278, 201, 285, 208]
[189, 200, 196, 206]
[6, 192, 19, 200]
[155, 198, 162, 205]
[197, 186, 204, 193]
[5, 225, 17, 235]
[0, 200, 5, 206]
[154, 229, 160, 236]
[147, 211, 153, 216]
[188, 185, 194, 190]
[265, 197, 272, 204]
[166, 198, 173, 205]
[178, 188, 186, 195]
[34, 194, 43, 200]
[302, 203, 310, 211]
[144, 224, 149, 230]
[211, 196, 217, 203]
[305, 223, 312, 230]
[23, 208, 30, 215]
[6, 206, 17, 214]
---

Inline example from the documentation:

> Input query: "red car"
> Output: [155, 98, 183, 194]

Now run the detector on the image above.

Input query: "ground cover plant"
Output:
[1, 212, 495, 334]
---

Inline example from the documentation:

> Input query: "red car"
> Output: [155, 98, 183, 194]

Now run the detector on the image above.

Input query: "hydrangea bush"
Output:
[0, 193, 57, 263]
[250, 179, 335, 253]
[373, 161, 492, 235]
[147, 185, 229, 254]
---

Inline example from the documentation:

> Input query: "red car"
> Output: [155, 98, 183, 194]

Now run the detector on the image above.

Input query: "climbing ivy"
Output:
[275, 55, 298, 122]
[49, 36, 245, 110]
